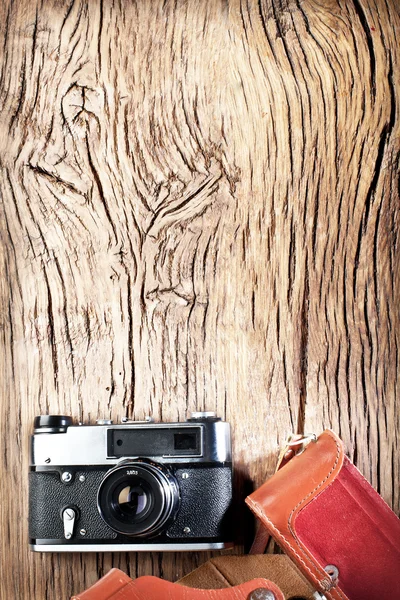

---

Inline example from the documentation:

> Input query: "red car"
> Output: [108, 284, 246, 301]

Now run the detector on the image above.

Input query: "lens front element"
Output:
[98, 459, 180, 537]
[117, 485, 149, 517]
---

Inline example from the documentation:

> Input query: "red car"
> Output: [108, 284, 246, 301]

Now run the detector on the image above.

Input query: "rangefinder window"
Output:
[107, 427, 201, 458]
[174, 432, 198, 451]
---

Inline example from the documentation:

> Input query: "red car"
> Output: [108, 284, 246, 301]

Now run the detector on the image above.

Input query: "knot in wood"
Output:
[61, 83, 102, 131]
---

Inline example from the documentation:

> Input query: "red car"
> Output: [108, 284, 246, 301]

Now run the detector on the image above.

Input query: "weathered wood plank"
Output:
[0, 0, 399, 598]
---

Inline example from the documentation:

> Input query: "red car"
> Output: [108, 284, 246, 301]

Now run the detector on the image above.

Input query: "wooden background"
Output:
[0, 0, 399, 598]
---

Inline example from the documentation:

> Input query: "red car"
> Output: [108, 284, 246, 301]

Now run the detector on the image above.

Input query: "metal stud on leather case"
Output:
[71, 568, 286, 600]
[246, 430, 400, 600]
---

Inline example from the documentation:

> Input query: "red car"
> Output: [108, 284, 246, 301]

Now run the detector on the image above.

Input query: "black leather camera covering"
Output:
[168, 467, 232, 538]
[29, 470, 117, 540]
[29, 465, 232, 544]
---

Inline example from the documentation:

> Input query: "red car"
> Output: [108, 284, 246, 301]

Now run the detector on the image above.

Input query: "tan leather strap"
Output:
[178, 555, 315, 600]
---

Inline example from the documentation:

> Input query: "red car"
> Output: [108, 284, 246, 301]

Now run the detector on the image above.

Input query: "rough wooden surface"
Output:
[0, 0, 399, 598]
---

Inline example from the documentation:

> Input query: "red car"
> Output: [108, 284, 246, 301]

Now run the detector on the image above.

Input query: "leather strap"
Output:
[72, 568, 285, 600]
[249, 521, 272, 555]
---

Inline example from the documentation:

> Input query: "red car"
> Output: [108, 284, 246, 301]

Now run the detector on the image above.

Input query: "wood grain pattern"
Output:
[0, 0, 399, 598]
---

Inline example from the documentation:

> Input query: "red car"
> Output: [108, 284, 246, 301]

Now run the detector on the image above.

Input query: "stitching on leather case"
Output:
[289, 431, 341, 521]
[287, 431, 346, 599]
[248, 431, 347, 600]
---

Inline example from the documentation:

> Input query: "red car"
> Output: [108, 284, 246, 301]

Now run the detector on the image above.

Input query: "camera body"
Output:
[29, 413, 233, 552]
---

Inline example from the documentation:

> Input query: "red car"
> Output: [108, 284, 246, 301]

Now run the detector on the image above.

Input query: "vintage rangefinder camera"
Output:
[29, 412, 233, 552]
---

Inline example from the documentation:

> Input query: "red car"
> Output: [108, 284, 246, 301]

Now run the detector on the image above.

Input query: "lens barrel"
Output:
[97, 458, 180, 537]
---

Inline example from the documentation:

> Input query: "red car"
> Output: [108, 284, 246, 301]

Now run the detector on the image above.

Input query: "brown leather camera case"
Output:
[246, 430, 400, 600]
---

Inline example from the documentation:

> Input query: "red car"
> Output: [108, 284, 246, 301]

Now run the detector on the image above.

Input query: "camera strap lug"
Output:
[62, 507, 77, 540]
[275, 433, 317, 472]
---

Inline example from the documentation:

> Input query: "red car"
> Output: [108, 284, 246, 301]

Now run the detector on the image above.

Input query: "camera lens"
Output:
[98, 459, 180, 537]
[117, 485, 148, 516]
